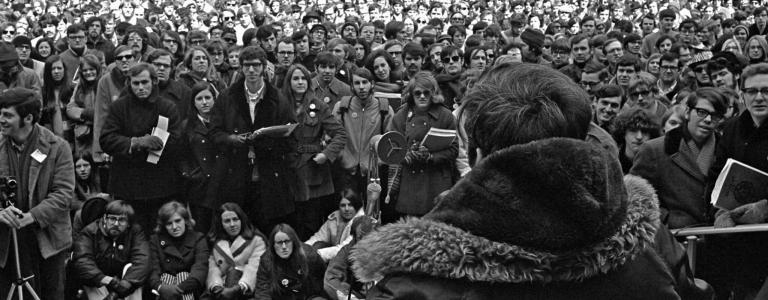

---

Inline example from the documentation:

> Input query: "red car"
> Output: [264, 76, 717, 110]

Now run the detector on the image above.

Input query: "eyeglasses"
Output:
[387, 51, 402, 56]
[441, 55, 461, 63]
[742, 87, 768, 98]
[580, 81, 601, 88]
[660, 65, 678, 71]
[211, 51, 224, 56]
[452, 17, 464, 22]
[190, 39, 204, 45]
[3, 30, 15, 35]
[278, 51, 295, 56]
[222, 16, 234, 21]
[127, 38, 143, 43]
[630, 90, 651, 98]
[224, 38, 237, 44]
[152, 62, 171, 69]
[690, 107, 724, 121]
[413, 90, 432, 98]
[162, 38, 176, 43]
[105, 215, 129, 225]
[472, 55, 487, 61]
[69, 35, 86, 40]
[116, 54, 134, 61]
[274, 239, 292, 246]
[242, 62, 263, 69]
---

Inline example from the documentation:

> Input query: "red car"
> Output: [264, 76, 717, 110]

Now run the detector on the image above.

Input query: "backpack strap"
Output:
[337, 96, 353, 124]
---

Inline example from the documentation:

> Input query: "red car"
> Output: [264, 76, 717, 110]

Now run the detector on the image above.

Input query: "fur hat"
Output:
[659, 8, 676, 20]
[520, 28, 545, 50]
[11, 36, 31, 48]
[425, 138, 628, 251]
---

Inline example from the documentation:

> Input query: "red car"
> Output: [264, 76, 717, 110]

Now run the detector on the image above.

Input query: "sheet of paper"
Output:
[147, 117, 170, 164]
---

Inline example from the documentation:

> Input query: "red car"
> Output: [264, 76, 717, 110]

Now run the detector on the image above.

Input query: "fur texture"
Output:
[351, 174, 660, 284]
[351, 137, 660, 285]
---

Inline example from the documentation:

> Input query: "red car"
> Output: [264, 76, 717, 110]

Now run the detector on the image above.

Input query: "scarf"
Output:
[683, 133, 716, 175]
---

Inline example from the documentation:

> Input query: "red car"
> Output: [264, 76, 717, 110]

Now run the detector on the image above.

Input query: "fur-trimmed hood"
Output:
[351, 138, 660, 284]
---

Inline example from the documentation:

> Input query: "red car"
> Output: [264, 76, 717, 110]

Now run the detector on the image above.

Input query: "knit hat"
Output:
[509, 13, 527, 26]
[302, 10, 321, 24]
[659, 8, 676, 20]
[520, 28, 545, 49]
[11, 36, 31, 48]
[688, 51, 713, 68]
[426, 138, 628, 251]
[0, 42, 18, 62]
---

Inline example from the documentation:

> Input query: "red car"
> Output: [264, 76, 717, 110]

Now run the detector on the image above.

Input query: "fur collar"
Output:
[351, 175, 660, 284]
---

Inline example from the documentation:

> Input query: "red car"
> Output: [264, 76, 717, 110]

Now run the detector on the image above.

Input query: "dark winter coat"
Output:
[149, 231, 210, 296]
[293, 94, 347, 200]
[209, 78, 300, 218]
[631, 126, 718, 228]
[351, 138, 680, 300]
[179, 116, 227, 209]
[73, 221, 150, 291]
[387, 105, 457, 216]
[254, 243, 329, 300]
[99, 88, 182, 200]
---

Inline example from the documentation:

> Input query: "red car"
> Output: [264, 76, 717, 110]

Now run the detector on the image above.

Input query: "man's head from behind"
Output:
[102, 200, 134, 238]
[461, 62, 592, 165]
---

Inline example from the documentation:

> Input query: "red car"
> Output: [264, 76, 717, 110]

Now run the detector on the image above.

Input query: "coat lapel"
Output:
[231, 79, 253, 127]
[671, 142, 706, 182]
[28, 127, 51, 202]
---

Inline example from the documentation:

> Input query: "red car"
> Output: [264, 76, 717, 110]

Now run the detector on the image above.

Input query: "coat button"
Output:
[202, 157, 207, 161]
[165, 258, 170, 263]
[201, 139, 206, 144]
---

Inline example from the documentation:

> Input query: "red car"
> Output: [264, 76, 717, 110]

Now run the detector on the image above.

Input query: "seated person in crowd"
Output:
[149, 201, 210, 299]
[323, 216, 378, 300]
[73, 200, 150, 300]
[207, 202, 268, 300]
[305, 189, 364, 261]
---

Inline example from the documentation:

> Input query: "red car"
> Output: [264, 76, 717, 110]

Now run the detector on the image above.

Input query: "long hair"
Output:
[184, 46, 221, 82]
[280, 64, 313, 107]
[208, 202, 265, 243]
[42, 55, 70, 120]
[364, 49, 396, 83]
[77, 54, 102, 92]
[32, 37, 56, 61]
[267, 223, 308, 296]
[404, 71, 443, 108]
[611, 107, 662, 146]
[73, 151, 99, 193]
[188, 81, 217, 119]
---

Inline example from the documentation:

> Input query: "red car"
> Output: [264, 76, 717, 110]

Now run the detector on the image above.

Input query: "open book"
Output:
[420, 127, 456, 151]
[711, 158, 768, 210]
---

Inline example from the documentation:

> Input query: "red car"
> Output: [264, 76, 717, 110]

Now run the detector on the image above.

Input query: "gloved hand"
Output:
[732, 199, 768, 224]
[133, 135, 163, 151]
[714, 209, 735, 228]
[219, 286, 241, 300]
[158, 284, 182, 300]
[106, 278, 120, 292]
[114, 280, 133, 297]
[415, 145, 431, 162]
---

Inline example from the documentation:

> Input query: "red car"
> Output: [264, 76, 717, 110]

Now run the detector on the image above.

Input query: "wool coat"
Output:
[179, 116, 227, 209]
[99, 88, 182, 200]
[351, 138, 680, 300]
[207, 235, 267, 292]
[209, 78, 300, 218]
[149, 231, 210, 295]
[631, 126, 717, 228]
[0, 125, 74, 266]
[387, 105, 458, 216]
[253, 243, 328, 300]
[293, 95, 347, 201]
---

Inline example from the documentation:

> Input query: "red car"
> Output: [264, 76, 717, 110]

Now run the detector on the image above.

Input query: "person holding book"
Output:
[209, 46, 300, 233]
[630, 87, 728, 229]
[386, 71, 458, 217]
[148, 201, 209, 300]
[704, 63, 768, 299]
[206, 202, 268, 300]
[99, 62, 182, 232]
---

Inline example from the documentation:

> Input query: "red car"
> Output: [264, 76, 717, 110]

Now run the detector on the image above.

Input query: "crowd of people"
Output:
[0, 0, 767, 298]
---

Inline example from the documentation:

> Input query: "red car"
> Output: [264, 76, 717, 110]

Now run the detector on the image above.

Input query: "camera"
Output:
[0, 176, 17, 207]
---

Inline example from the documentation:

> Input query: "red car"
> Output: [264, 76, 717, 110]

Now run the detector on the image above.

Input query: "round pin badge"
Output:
[323, 97, 330, 103]
[351, 112, 358, 118]
[118, 244, 124, 250]
[309, 103, 316, 110]
[309, 111, 316, 118]
[281, 279, 289, 287]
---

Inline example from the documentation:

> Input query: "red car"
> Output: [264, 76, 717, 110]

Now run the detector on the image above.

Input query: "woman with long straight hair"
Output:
[254, 224, 328, 299]
[206, 202, 268, 300]
[280, 64, 347, 240]
[41, 54, 71, 136]
[66, 54, 102, 154]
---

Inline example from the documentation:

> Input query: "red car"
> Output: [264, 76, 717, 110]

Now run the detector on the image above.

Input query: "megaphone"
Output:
[369, 131, 407, 165]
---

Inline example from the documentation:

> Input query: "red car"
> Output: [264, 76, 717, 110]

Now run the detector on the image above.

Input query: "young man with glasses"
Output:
[704, 63, 768, 299]
[436, 45, 463, 109]
[61, 24, 105, 84]
[631, 87, 728, 229]
[626, 77, 667, 119]
[0, 87, 74, 300]
[657, 52, 683, 101]
[11, 36, 44, 83]
[149, 48, 191, 119]
[210, 46, 300, 232]
[73, 200, 150, 300]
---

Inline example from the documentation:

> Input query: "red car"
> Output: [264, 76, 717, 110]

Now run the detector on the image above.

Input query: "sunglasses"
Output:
[116, 54, 134, 61]
[630, 90, 651, 98]
[413, 90, 431, 97]
[223, 16, 234, 20]
[224, 38, 237, 43]
[3, 30, 14, 34]
[441, 55, 461, 63]
[242, 62, 263, 69]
